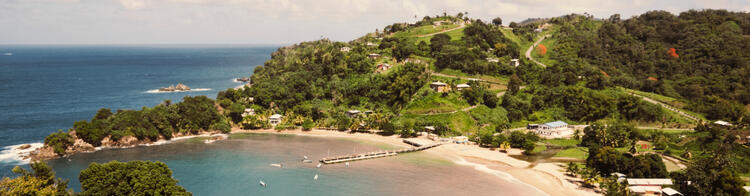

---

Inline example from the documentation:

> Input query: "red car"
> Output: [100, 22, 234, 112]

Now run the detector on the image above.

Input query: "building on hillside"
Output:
[368, 53, 380, 59]
[456, 83, 471, 91]
[269, 114, 283, 126]
[241, 108, 255, 117]
[661, 188, 683, 196]
[510, 59, 520, 67]
[404, 58, 422, 64]
[366, 42, 378, 47]
[430, 82, 448, 92]
[532, 121, 575, 138]
[486, 58, 499, 63]
[340, 47, 351, 52]
[346, 110, 361, 118]
[377, 63, 392, 71]
[626, 178, 673, 196]
[714, 120, 732, 126]
[743, 186, 750, 195]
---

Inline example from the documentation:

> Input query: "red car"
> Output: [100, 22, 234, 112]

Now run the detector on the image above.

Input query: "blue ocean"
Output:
[0, 46, 539, 195]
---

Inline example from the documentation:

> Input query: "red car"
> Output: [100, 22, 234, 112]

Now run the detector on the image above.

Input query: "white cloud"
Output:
[119, 0, 148, 10]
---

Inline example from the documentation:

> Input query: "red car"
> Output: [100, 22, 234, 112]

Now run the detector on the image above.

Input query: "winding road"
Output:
[525, 34, 551, 68]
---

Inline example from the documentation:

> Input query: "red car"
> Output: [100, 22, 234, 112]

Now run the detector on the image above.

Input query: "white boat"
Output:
[316, 163, 322, 168]
[203, 139, 215, 144]
[314, 174, 319, 180]
[345, 162, 350, 167]
[302, 159, 312, 163]
[259, 180, 267, 187]
[303, 155, 308, 159]
[2, 53, 12, 56]
[270, 163, 282, 168]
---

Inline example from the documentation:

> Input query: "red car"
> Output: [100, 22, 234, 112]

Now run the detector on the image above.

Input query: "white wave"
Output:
[0, 143, 44, 164]
[453, 157, 549, 196]
[144, 88, 212, 94]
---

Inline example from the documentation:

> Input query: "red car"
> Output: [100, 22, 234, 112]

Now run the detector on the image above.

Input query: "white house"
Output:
[269, 114, 283, 126]
[456, 84, 471, 91]
[510, 59, 520, 67]
[714, 120, 732, 126]
[340, 47, 351, 52]
[430, 82, 448, 92]
[377, 63, 392, 71]
[241, 108, 255, 117]
[626, 178, 673, 196]
[486, 58, 499, 63]
[366, 42, 378, 47]
[346, 110, 361, 118]
[368, 53, 380, 59]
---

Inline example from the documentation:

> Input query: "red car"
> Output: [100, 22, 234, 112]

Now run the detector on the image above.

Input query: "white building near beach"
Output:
[269, 114, 283, 126]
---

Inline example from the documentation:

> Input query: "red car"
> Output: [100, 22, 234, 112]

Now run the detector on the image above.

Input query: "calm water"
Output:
[0, 45, 277, 174]
[46, 133, 537, 195]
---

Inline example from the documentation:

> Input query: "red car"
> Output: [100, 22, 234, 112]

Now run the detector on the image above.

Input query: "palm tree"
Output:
[565, 162, 579, 177]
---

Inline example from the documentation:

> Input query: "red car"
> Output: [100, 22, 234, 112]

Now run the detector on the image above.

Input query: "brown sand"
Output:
[231, 128, 600, 196]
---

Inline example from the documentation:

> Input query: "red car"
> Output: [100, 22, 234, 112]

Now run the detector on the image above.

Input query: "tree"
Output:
[507, 74, 522, 94]
[492, 17, 502, 26]
[429, 33, 451, 54]
[601, 176, 630, 196]
[565, 162, 579, 177]
[301, 118, 314, 131]
[78, 161, 191, 195]
[44, 130, 74, 155]
[93, 108, 112, 120]
[0, 161, 71, 196]
[227, 103, 245, 123]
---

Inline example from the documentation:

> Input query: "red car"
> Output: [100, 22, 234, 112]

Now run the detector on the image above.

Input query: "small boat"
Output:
[2, 53, 12, 56]
[314, 174, 319, 180]
[270, 163, 282, 168]
[316, 163, 322, 168]
[303, 155, 308, 160]
[345, 162, 350, 168]
[259, 180, 267, 187]
[203, 139, 215, 144]
[302, 159, 312, 163]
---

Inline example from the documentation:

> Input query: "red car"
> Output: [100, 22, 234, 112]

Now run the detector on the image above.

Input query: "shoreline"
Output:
[232, 128, 599, 196]
[12, 127, 598, 196]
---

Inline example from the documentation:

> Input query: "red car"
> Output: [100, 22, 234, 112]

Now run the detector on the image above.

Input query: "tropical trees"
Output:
[0, 162, 71, 196]
[78, 161, 191, 195]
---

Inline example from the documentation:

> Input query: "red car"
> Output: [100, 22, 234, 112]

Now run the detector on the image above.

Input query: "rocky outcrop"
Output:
[158, 83, 191, 92]
[27, 146, 58, 161]
[17, 144, 31, 150]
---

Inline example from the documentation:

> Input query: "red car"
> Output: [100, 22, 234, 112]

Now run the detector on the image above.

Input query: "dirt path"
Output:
[416, 23, 465, 38]
[525, 35, 550, 68]
[628, 92, 700, 122]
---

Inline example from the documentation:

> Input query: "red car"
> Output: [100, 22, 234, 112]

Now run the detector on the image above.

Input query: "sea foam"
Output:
[144, 88, 212, 93]
[0, 143, 43, 164]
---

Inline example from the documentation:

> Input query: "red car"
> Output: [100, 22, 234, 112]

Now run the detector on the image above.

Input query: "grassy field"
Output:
[396, 111, 476, 135]
[554, 147, 588, 160]
[530, 35, 559, 67]
[392, 24, 460, 38]
[412, 26, 465, 44]
[544, 138, 580, 147]
[402, 92, 469, 115]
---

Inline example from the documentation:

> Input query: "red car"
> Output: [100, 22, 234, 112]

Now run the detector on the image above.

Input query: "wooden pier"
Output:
[319, 143, 441, 164]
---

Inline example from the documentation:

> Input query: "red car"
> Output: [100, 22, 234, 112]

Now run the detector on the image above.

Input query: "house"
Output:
[456, 83, 471, 91]
[534, 28, 542, 33]
[241, 108, 255, 117]
[661, 188, 683, 196]
[743, 186, 750, 195]
[453, 136, 469, 144]
[510, 59, 520, 67]
[626, 178, 673, 196]
[340, 47, 351, 52]
[368, 53, 380, 59]
[269, 114, 283, 126]
[404, 58, 422, 64]
[539, 121, 568, 129]
[486, 58, 499, 63]
[714, 120, 732, 126]
[346, 110, 360, 118]
[430, 82, 448, 92]
[366, 42, 378, 47]
[424, 126, 435, 132]
[377, 63, 392, 71]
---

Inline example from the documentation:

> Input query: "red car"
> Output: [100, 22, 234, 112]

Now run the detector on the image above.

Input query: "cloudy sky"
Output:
[1, 0, 748, 45]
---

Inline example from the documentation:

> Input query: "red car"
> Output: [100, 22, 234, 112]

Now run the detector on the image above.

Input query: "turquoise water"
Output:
[46, 134, 535, 195]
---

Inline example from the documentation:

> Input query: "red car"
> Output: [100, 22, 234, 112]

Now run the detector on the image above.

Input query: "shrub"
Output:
[44, 130, 74, 155]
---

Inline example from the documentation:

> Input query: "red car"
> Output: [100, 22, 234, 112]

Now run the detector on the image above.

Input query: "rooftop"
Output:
[456, 84, 470, 88]
[626, 178, 673, 185]
[714, 120, 732, 126]
[628, 186, 661, 193]
[269, 114, 283, 119]
[431, 82, 447, 86]
[661, 187, 682, 196]
[543, 121, 568, 128]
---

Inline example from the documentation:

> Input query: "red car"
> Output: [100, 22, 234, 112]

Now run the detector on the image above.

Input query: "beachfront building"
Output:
[346, 110, 361, 118]
[269, 114, 283, 126]
[430, 82, 448, 92]
[340, 47, 351, 52]
[453, 136, 469, 144]
[626, 178, 673, 196]
[532, 121, 576, 138]
[510, 59, 520, 67]
[241, 108, 255, 117]
[456, 83, 471, 91]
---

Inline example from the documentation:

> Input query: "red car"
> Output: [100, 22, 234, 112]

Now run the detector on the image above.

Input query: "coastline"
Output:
[232, 128, 599, 196]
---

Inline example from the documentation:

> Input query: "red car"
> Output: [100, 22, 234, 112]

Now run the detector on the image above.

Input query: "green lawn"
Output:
[413, 26, 465, 44]
[402, 92, 469, 115]
[554, 147, 588, 160]
[395, 111, 476, 136]
[530, 35, 559, 67]
[393, 24, 459, 38]
[544, 138, 580, 147]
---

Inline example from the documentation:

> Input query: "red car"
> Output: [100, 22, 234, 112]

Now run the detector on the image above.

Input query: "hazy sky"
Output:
[1, 0, 748, 45]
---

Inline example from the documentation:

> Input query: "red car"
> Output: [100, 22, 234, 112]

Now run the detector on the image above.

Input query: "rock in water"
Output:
[175, 83, 190, 91]
[17, 144, 31, 150]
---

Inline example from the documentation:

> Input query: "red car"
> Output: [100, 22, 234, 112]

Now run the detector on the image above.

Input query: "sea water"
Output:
[0, 45, 276, 174]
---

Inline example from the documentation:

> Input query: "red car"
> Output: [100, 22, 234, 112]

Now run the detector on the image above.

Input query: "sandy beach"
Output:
[231, 128, 600, 196]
